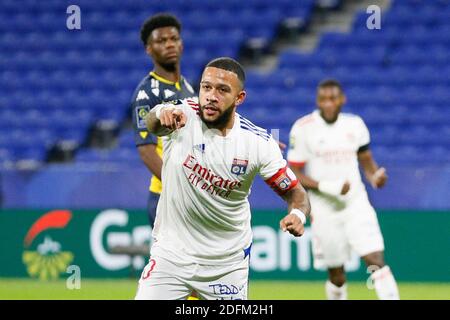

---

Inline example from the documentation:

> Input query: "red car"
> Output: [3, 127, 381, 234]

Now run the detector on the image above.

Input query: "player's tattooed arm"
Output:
[279, 184, 311, 237]
[282, 184, 311, 218]
[265, 166, 310, 236]
[358, 149, 387, 189]
[146, 103, 187, 136]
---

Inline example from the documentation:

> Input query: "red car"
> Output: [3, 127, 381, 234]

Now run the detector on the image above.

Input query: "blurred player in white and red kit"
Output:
[288, 79, 400, 300]
[134, 57, 311, 300]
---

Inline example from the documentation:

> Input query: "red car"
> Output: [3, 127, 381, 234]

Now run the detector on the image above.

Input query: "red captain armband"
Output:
[264, 166, 299, 196]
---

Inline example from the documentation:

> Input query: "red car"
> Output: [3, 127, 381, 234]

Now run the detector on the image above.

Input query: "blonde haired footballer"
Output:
[135, 57, 311, 300]
[287, 79, 399, 300]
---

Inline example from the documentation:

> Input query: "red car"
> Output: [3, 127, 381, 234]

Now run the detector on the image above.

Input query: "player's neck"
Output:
[153, 64, 181, 83]
[205, 113, 236, 137]
[319, 111, 339, 125]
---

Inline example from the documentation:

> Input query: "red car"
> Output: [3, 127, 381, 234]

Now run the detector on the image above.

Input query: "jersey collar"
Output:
[150, 71, 182, 91]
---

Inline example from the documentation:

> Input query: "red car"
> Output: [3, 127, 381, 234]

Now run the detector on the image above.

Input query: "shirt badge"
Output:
[231, 158, 248, 176]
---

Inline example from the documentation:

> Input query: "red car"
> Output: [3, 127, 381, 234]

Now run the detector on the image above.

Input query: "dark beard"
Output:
[160, 62, 177, 72]
[199, 104, 235, 130]
[320, 109, 340, 124]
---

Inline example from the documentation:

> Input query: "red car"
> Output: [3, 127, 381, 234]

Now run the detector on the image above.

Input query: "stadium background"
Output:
[0, 0, 449, 299]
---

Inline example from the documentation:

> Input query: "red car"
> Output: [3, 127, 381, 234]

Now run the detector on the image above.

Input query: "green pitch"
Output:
[0, 278, 449, 300]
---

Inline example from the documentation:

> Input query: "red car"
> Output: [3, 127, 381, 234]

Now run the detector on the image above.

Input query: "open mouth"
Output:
[203, 105, 219, 116]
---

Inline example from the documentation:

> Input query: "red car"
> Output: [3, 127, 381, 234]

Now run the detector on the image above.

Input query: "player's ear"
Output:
[179, 38, 184, 54]
[235, 90, 246, 106]
[341, 93, 347, 105]
[146, 43, 153, 57]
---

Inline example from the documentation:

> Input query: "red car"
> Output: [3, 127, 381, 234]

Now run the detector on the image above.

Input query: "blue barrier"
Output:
[1, 163, 449, 210]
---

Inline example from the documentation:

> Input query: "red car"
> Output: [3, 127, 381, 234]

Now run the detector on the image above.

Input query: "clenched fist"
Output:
[280, 213, 305, 237]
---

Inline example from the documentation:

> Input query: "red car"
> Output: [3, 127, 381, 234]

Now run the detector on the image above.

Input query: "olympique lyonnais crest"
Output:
[275, 175, 291, 191]
[231, 158, 248, 176]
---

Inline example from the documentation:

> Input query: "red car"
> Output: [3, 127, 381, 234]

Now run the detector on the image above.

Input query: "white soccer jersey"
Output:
[287, 110, 370, 206]
[151, 98, 289, 265]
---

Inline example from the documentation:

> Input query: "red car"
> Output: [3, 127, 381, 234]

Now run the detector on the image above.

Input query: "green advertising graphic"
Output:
[0, 209, 449, 282]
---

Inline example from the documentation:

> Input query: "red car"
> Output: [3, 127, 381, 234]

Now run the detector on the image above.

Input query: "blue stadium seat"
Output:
[0, 147, 13, 162]
[117, 130, 136, 147]
[13, 147, 47, 162]
[108, 148, 140, 163]
[75, 149, 113, 162]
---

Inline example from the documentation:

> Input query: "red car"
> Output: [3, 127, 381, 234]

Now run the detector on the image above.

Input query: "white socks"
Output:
[371, 265, 400, 300]
[325, 265, 399, 300]
[326, 280, 348, 300]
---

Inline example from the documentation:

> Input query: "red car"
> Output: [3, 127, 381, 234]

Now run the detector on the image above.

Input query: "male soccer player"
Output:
[135, 57, 311, 300]
[287, 79, 399, 300]
[131, 13, 197, 227]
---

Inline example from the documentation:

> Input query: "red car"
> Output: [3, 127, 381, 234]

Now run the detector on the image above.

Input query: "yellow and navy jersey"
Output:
[131, 71, 197, 194]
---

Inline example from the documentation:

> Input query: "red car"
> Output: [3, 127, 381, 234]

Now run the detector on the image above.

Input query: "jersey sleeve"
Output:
[356, 116, 371, 148]
[258, 136, 299, 196]
[131, 84, 162, 147]
[154, 97, 200, 119]
[258, 136, 287, 180]
[178, 97, 200, 116]
[287, 122, 311, 167]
